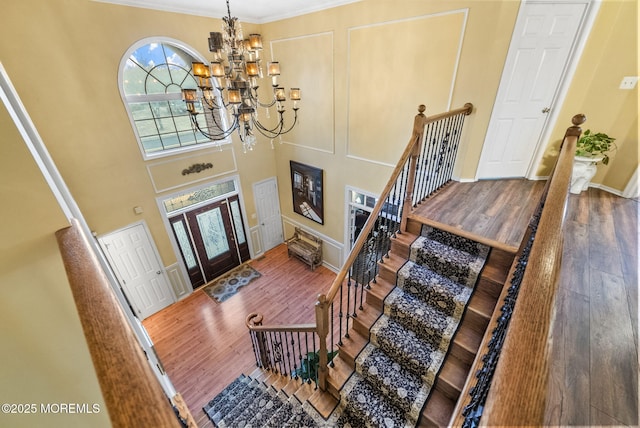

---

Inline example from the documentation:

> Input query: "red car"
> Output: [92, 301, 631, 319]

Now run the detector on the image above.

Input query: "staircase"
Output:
[203, 219, 513, 427]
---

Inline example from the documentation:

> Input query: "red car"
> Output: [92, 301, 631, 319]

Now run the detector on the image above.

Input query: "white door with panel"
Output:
[254, 178, 284, 252]
[100, 223, 175, 319]
[476, 2, 587, 179]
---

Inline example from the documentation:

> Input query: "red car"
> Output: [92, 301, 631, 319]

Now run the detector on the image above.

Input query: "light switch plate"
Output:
[619, 76, 638, 90]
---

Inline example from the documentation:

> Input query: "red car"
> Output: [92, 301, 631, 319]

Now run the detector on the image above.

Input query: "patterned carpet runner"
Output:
[329, 226, 489, 427]
[203, 226, 489, 427]
[203, 374, 324, 427]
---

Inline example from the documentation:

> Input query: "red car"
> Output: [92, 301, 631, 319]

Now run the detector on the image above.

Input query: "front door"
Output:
[100, 223, 175, 319]
[170, 195, 250, 288]
[476, 2, 587, 178]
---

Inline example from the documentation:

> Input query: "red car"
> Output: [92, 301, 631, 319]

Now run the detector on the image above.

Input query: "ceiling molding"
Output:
[92, 0, 361, 24]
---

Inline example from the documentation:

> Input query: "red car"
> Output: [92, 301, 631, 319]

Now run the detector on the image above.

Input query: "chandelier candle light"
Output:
[182, 0, 301, 152]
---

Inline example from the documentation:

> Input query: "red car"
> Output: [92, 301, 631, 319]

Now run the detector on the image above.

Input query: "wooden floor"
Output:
[143, 245, 336, 426]
[142, 179, 638, 427]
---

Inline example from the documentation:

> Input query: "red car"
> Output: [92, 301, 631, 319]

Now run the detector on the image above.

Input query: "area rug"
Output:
[203, 263, 261, 303]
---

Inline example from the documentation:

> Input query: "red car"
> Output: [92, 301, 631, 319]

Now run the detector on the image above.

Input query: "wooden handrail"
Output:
[56, 219, 182, 427]
[246, 312, 316, 332]
[324, 102, 473, 305]
[450, 114, 586, 426]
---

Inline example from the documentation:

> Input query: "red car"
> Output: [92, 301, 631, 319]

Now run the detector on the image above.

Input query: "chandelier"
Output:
[182, 0, 301, 152]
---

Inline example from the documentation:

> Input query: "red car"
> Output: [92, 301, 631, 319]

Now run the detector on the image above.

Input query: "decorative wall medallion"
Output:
[182, 162, 213, 176]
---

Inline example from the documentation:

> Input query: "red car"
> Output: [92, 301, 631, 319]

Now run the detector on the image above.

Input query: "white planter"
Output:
[570, 155, 603, 194]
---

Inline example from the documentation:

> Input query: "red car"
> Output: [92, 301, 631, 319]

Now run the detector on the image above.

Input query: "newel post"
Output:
[315, 294, 330, 391]
[400, 104, 427, 233]
[246, 313, 270, 369]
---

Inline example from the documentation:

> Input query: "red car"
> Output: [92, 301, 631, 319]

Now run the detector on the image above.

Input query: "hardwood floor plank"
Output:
[588, 197, 624, 277]
[611, 195, 639, 350]
[589, 269, 638, 426]
[561, 290, 591, 426]
[561, 220, 590, 297]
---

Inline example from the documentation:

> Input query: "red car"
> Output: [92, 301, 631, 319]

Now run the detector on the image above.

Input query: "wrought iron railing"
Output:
[246, 103, 474, 390]
[246, 313, 326, 387]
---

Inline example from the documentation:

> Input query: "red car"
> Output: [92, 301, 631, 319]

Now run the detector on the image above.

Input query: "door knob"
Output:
[542, 107, 550, 113]
[156, 271, 161, 275]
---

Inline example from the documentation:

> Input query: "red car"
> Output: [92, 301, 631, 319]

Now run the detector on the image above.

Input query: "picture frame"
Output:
[290, 161, 324, 225]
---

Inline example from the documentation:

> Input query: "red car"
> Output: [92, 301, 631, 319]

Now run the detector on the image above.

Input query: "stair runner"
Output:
[203, 226, 489, 427]
[203, 374, 325, 427]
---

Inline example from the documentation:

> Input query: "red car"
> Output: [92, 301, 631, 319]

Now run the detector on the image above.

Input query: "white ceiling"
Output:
[94, 0, 361, 24]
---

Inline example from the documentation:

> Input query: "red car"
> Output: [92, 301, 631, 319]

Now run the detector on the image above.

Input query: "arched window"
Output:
[119, 38, 229, 159]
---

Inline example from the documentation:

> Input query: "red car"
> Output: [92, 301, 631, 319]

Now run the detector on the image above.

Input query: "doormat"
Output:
[203, 264, 261, 303]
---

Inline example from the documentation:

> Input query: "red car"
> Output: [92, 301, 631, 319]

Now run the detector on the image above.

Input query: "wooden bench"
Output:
[286, 227, 323, 270]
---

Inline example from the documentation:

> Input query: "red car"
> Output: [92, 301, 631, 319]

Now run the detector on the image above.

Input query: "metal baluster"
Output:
[296, 331, 303, 379]
[304, 333, 312, 384]
[312, 333, 318, 389]
[338, 282, 345, 343]
[345, 275, 352, 336]
[287, 333, 296, 379]
[329, 301, 335, 367]
[415, 123, 431, 203]
[280, 331, 290, 378]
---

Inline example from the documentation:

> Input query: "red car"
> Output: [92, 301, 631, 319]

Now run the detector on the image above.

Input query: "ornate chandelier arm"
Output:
[188, 113, 239, 141]
[252, 109, 299, 139]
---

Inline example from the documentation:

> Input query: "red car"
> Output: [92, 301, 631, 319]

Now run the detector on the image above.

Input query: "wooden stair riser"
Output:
[434, 356, 470, 401]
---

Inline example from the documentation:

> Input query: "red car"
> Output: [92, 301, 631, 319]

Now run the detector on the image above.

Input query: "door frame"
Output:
[98, 220, 176, 318]
[476, 0, 601, 180]
[157, 174, 253, 294]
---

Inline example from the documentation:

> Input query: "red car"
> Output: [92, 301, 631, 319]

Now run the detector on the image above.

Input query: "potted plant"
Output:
[575, 129, 617, 165]
[571, 129, 616, 194]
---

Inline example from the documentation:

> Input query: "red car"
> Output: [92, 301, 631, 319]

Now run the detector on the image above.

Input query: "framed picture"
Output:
[290, 161, 324, 225]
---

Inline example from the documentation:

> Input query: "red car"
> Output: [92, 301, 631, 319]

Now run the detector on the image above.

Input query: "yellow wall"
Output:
[0, 103, 109, 427]
[263, 0, 521, 243]
[537, 0, 638, 190]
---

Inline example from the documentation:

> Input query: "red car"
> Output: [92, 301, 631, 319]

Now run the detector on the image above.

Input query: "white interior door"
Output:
[100, 223, 175, 319]
[477, 2, 587, 179]
[254, 177, 284, 252]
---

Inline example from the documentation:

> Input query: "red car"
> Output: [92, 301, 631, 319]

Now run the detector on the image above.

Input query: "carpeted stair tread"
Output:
[217, 381, 273, 427]
[409, 236, 486, 287]
[397, 261, 473, 318]
[370, 316, 445, 384]
[244, 388, 285, 427]
[356, 343, 431, 418]
[384, 287, 462, 345]
[204, 376, 253, 423]
[203, 375, 248, 417]
[420, 225, 490, 257]
[334, 372, 415, 428]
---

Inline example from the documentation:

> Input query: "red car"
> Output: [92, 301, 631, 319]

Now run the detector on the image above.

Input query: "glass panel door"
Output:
[195, 207, 230, 260]
[186, 200, 239, 282]
[169, 216, 205, 289]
